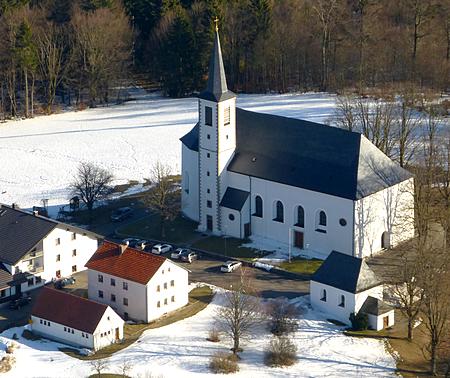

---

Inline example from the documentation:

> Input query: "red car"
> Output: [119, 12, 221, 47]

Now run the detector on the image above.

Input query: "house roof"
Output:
[32, 287, 108, 334]
[0, 204, 102, 265]
[220, 187, 250, 211]
[198, 30, 235, 102]
[0, 264, 12, 291]
[311, 251, 381, 294]
[85, 241, 167, 285]
[359, 296, 393, 316]
[181, 108, 412, 200]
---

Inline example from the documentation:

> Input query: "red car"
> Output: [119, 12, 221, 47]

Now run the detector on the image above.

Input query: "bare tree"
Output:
[144, 162, 178, 239]
[215, 268, 262, 354]
[70, 162, 113, 215]
[90, 359, 107, 378]
[119, 358, 132, 377]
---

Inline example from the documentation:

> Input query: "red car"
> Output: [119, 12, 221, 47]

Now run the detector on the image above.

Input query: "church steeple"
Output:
[199, 19, 235, 102]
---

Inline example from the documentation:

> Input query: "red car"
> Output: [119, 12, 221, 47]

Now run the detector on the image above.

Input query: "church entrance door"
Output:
[294, 231, 304, 249]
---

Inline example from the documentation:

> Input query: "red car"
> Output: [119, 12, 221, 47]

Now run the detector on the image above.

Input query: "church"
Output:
[180, 27, 414, 259]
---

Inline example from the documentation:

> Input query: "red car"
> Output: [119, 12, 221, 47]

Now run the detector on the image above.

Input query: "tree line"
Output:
[1, 0, 449, 119]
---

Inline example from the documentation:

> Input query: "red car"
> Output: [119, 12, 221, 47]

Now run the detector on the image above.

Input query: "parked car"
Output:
[54, 276, 76, 289]
[9, 295, 31, 310]
[134, 240, 150, 250]
[121, 238, 142, 248]
[220, 261, 242, 273]
[181, 251, 198, 263]
[171, 248, 190, 259]
[111, 207, 133, 222]
[151, 244, 173, 254]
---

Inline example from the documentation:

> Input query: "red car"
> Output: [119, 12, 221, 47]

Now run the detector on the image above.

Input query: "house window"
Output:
[48, 322, 51, 327]
[162, 270, 164, 274]
[71, 232, 76, 240]
[123, 297, 128, 306]
[296, 206, 305, 228]
[64, 327, 66, 332]
[207, 189, 210, 194]
[224, 106, 230, 125]
[320, 289, 327, 302]
[110, 278, 116, 286]
[205, 106, 212, 126]
[207, 134, 211, 140]
[35, 276, 42, 284]
[207, 171, 210, 176]
[171, 296, 175, 302]
[254, 196, 263, 217]
[226, 135, 229, 139]
[273, 200, 284, 222]
[40, 319, 42, 324]
[111, 294, 116, 302]
[27, 277, 34, 287]
[164, 298, 168, 305]
[98, 274, 103, 283]
[123, 282, 128, 290]
[56, 270, 61, 278]
[164, 282, 167, 290]
[72, 265, 77, 273]
[55, 238, 60, 245]
[98, 290, 104, 298]
[56, 254, 60, 262]
[207, 153, 210, 158]
[157, 301, 161, 308]
[0, 289, 6, 297]
[168, 267, 171, 272]
[157, 285, 160, 292]
[207, 200, 212, 208]
[339, 295, 345, 308]
[170, 280, 174, 287]
[72, 249, 77, 256]
[184, 171, 190, 194]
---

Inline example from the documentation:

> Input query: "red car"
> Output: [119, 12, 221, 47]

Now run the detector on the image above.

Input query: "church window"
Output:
[316, 210, 327, 233]
[339, 218, 347, 226]
[321, 289, 327, 302]
[229, 214, 235, 221]
[207, 153, 210, 158]
[184, 172, 189, 194]
[207, 189, 210, 194]
[339, 295, 345, 307]
[224, 107, 230, 125]
[273, 201, 284, 223]
[207, 171, 210, 176]
[207, 200, 212, 208]
[205, 106, 212, 126]
[296, 206, 305, 228]
[319, 211, 327, 226]
[254, 196, 263, 217]
[207, 134, 211, 140]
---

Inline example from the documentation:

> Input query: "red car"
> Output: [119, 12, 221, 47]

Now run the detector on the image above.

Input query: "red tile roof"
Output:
[32, 287, 108, 334]
[85, 241, 166, 285]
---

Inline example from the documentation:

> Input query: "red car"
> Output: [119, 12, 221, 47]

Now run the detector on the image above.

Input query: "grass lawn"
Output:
[118, 214, 198, 244]
[278, 258, 323, 275]
[192, 236, 269, 259]
[61, 286, 213, 361]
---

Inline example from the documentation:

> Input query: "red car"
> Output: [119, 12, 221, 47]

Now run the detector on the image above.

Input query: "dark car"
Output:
[181, 251, 198, 263]
[54, 277, 76, 289]
[9, 295, 31, 310]
[111, 207, 133, 222]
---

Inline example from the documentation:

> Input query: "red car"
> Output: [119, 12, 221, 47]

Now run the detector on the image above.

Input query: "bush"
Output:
[266, 298, 300, 336]
[0, 355, 15, 373]
[207, 328, 220, 342]
[209, 352, 239, 374]
[349, 312, 369, 331]
[22, 330, 41, 341]
[264, 336, 298, 367]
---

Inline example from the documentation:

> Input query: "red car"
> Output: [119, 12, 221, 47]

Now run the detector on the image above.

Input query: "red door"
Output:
[294, 231, 304, 249]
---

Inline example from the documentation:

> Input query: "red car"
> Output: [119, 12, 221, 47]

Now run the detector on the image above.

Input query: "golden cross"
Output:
[214, 17, 219, 32]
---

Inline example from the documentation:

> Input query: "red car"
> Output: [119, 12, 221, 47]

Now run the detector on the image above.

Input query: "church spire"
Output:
[199, 18, 235, 102]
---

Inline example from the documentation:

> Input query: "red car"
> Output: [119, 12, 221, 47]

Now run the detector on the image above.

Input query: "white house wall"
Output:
[92, 307, 125, 350]
[354, 178, 415, 258]
[181, 144, 199, 222]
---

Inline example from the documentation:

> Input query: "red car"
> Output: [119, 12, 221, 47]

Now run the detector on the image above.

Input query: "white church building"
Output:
[180, 28, 414, 259]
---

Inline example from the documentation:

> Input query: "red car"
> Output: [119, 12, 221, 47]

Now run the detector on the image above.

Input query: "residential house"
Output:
[31, 287, 124, 351]
[310, 251, 394, 330]
[0, 204, 101, 304]
[86, 241, 189, 323]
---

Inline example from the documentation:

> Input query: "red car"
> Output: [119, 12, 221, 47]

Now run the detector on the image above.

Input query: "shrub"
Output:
[207, 328, 220, 342]
[264, 336, 298, 367]
[22, 330, 41, 341]
[266, 298, 300, 336]
[0, 355, 15, 373]
[349, 312, 369, 331]
[209, 352, 239, 374]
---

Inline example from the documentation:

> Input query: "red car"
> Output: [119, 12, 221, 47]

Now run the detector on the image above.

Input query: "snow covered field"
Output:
[0, 90, 336, 212]
[0, 288, 396, 378]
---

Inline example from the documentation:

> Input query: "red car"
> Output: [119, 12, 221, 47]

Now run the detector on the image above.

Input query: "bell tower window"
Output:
[205, 106, 212, 126]
[224, 106, 230, 125]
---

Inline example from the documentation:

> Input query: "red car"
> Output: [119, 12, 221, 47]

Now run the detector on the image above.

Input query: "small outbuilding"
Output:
[310, 251, 394, 331]
[31, 287, 124, 351]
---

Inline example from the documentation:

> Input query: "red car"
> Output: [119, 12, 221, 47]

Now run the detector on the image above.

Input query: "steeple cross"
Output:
[214, 17, 219, 32]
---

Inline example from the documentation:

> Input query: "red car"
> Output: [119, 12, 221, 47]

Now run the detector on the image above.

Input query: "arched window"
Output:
[319, 211, 327, 226]
[296, 206, 305, 228]
[184, 171, 189, 194]
[274, 200, 284, 222]
[321, 289, 327, 302]
[339, 295, 345, 308]
[254, 196, 263, 217]
[316, 210, 327, 233]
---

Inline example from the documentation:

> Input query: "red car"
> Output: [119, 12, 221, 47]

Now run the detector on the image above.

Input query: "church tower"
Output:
[197, 20, 236, 234]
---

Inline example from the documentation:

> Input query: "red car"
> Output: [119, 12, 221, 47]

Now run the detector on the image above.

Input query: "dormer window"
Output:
[205, 106, 212, 126]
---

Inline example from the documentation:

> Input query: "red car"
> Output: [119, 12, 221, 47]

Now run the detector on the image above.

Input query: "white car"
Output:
[220, 261, 242, 273]
[152, 244, 173, 254]
[171, 248, 189, 259]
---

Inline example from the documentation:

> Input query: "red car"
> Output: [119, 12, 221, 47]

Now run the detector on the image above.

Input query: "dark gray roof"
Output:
[311, 251, 381, 294]
[181, 108, 412, 200]
[360, 296, 393, 316]
[220, 188, 250, 211]
[0, 264, 12, 290]
[198, 31, 235, 102]
[0, 205, 57, 265]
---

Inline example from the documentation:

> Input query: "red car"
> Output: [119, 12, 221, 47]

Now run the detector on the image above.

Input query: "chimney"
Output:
[119, 244, 127, 254]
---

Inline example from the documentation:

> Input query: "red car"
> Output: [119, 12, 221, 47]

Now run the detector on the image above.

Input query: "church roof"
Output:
[198, 31, 235, 102]
[311, 251, 381, 294]
[359, 296, 393, 316]
[220, 187, 250, 211]
[180, 108, 412, 200]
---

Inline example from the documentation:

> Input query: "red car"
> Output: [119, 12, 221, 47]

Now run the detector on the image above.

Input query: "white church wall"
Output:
[181, 144, 199, 222]
[354, 178, 414, 258]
